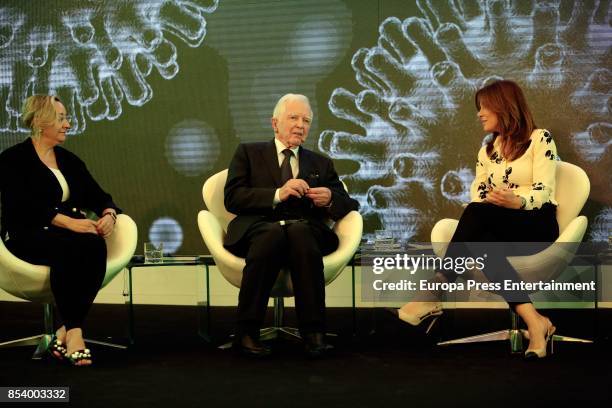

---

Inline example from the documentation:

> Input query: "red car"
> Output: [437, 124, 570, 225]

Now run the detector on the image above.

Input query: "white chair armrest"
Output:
[323, 210, 363, 284]
[102, 214, 138, 287]
[508, 215, 588, 283]
[430, 218, 459, 258]
[198, 210, 245, 288]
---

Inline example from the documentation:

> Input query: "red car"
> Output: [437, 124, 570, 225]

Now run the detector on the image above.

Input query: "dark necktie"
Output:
[280, 149, 294, 184]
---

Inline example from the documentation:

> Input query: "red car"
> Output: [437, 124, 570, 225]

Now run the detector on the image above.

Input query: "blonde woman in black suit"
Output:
[0, 95, 120, 366]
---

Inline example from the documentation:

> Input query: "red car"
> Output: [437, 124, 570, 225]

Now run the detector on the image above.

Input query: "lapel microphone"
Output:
[307, 170, 320, 186]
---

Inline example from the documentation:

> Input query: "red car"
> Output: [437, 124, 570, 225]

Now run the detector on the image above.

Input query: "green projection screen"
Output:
[1, 0, 610, 254]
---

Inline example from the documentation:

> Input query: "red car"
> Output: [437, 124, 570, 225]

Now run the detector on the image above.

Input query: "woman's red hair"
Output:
[475, 80, 536, 161]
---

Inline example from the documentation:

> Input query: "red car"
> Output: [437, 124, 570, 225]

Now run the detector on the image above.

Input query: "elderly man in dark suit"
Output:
[224, 93, 359, 357]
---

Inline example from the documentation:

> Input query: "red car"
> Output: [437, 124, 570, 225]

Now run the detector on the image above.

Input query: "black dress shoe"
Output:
[233, 334, 271, 358]
[303, 332, 334, 358]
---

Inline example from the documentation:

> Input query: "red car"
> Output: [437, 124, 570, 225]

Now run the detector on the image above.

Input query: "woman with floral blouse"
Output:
[396, 80, 559, 359]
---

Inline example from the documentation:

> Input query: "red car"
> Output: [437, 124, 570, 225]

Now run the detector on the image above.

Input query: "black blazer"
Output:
[223, 139, 359, 246]
[0, 138, 120, 241]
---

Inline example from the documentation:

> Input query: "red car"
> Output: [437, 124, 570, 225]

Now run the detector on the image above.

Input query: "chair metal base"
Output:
[0, 334, 128, 359]
[438, 329, 528, 353]
[260, 326, 301, 341]
[0, 304, 127, 359]
[438, 311, 593, 353]
[219, 297, 300, 349]
[84, 338, 128, 350]
[259, 327, 337, 342]
[0, 334, 53, 360]
[218, 326, 302, 350]
[219, 297, 336, 349]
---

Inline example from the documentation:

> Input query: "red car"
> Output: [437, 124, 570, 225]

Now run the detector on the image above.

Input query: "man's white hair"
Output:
[272, 93, 312, 119]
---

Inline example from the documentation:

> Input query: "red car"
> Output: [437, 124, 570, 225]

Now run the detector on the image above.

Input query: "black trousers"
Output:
[6, 228, 107, 330]
[440, 202, 559, 307]
[226, 220, 339, 336]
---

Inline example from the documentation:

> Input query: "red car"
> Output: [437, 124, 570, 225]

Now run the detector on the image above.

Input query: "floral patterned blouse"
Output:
[470, 129, 558, 210]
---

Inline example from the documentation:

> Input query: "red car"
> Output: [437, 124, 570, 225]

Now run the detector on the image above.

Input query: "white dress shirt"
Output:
[49, 166, 70, 202]
[273, 138, 300, 205]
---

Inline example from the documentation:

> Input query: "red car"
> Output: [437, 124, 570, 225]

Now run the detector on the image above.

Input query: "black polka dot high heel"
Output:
[66, 349, 93, 366]
[46, 335, 67, 361]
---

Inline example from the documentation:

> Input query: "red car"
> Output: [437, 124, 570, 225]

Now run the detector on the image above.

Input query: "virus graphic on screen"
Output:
[0, 0, 218, 135]
[149, 216, 183, 254]
[320, 0, 611, 240]
[589, 206, 611, 242]
[208, 0, 352, 144]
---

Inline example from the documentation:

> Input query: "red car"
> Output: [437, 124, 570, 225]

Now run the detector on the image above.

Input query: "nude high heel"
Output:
[524, 320, 556, 360]
[396, 302, 443, 334]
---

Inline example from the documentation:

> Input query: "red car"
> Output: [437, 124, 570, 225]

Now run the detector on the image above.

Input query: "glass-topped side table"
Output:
[125, 255, 215, 345]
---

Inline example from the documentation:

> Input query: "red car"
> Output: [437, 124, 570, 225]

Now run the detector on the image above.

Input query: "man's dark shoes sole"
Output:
[233, 335, 272, 358]
[303, 332, 334, 359]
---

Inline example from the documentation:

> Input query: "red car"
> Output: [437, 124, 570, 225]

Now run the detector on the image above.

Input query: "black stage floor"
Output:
[1, 301, 610, 407]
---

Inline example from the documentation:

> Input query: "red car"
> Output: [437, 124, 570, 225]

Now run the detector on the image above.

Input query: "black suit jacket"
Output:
[0, 138, 120, 241]
[223, 139, 359, 247]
